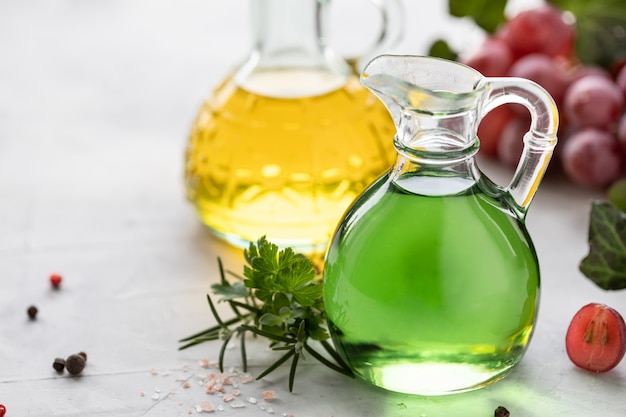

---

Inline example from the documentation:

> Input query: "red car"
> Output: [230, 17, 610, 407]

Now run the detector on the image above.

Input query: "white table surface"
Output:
[2, 1, 625, 416]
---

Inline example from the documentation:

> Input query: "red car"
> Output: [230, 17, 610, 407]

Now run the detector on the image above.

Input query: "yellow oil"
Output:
[184, 75, 396, 252]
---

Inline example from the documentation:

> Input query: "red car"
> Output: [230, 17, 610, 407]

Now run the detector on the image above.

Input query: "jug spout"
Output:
[361, 55, 487, 152]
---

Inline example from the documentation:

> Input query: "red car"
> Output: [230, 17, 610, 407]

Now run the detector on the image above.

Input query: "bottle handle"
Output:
[343, 0, 405, 72]
[482, 78, 559, 217]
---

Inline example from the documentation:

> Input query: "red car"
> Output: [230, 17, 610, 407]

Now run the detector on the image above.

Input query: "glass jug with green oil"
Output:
[323, 55, 558, 396]
[184, 0, 404, 254]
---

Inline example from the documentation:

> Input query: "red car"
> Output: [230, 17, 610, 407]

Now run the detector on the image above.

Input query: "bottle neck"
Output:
[236, 0, 350, 97]
[390, 131, 482, 196]
[252, 0, 324, 67]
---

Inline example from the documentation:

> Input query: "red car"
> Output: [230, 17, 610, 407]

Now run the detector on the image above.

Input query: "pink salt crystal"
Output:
[200, 401, 216, 412]
[199, 359, 210, 368]
[240, 374, 254, 384]
[262, 390, 275, 401]
[206, 384, 215, 395]
[222, 377, 232, 385]
[247, 397, 257, 404]
[182, 382, 191, 389]
[232, 389, 241, 397]
[150, 368, 158, 375]
[139, 391, 145, 397]
[223, 394, 234, 402]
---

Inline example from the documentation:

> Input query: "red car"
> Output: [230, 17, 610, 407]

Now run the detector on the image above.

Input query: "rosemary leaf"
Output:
[289, 350, 300, 392]
[256, 348, 296, 381]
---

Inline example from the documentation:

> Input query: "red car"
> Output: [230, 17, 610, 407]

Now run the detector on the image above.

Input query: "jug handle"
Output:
[482, 78, 559, 218]
[343, 0, 405, 72]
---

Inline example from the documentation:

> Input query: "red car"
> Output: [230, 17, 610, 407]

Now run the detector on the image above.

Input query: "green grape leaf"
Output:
[449, 0, 507, 33]
[548, 0, 626, 68]
[579, 201, 626, 290]
[428, 39, 458, 61]
[608, 179, 626, 214]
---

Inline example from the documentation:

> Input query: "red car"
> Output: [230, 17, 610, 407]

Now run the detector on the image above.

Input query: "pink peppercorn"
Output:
[50, 273, 62, 289]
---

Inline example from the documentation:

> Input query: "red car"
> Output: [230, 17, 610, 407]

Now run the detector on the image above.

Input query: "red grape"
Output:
[508, 54, 570, 105]
[617, 114, 626, 153]
[561, 128, 624, 187]
[477, 105, 516, 158]
[461, 38, 513, 77]
[616, 64, 626, 101]
[502, 5, 575, 58]
[566, 303, 626, 373]
[568, 65, 612, 84]
[497, 115, 530, 168]
[563, 75, 625, 129]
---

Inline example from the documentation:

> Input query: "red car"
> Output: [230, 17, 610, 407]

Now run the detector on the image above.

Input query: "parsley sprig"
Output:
[178, 236, 353, 391]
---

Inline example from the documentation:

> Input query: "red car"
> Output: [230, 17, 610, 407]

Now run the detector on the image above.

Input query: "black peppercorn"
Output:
[27, 305, 38, 320]
[495, 406, 510, 417]
[78, 351, 88, 362]
[53, 358, 66, 373]
[65, 353, 86, 375]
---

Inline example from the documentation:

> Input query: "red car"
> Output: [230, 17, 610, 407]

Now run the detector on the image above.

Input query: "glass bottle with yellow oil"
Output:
[184, 0, 403, 253]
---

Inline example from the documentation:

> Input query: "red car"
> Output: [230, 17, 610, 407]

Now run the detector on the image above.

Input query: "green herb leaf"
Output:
[449, 0, 507, 33]
[291, 284, 323, 307]
[259, 312, 284, 327]
[272, 292, 291, 311]
[212, 281, 248, 301]
[548, 0, 626, 68]
[179, 236, 354, 392]
[579, 201, 626, 290]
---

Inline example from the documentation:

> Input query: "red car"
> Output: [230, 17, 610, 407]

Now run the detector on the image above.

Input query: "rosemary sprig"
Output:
[178, 236, 353, 392]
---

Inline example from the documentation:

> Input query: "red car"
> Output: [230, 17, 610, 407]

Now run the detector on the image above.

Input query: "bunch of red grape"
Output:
[462, 4, 626, 188]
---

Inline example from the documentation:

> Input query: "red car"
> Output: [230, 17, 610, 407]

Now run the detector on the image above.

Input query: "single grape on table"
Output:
[566, 303, 626, 373]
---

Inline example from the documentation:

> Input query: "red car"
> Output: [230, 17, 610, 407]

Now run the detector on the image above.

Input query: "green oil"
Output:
[323, 174, 539, 395]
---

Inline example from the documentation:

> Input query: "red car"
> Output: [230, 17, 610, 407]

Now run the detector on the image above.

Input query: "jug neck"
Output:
[389, 130, 482, 196]
[235, 0, 351, 97]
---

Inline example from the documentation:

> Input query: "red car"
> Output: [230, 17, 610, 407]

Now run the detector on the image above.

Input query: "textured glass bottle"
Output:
[323, 55, 558, 395]
[184, 0, 403, 253]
